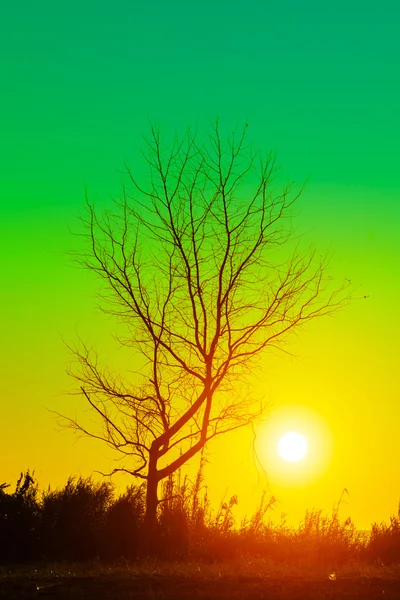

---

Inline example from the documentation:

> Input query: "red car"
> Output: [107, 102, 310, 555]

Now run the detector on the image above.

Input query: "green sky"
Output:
[1, 1, 400, 529]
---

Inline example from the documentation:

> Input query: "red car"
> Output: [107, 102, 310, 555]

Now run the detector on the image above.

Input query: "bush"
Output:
[40, 477, 113, 560]
[369, 507, 400, 564]
[0, 472, 40, 561]
[104, 484, 145, 558]
[0, 468, 397, 567]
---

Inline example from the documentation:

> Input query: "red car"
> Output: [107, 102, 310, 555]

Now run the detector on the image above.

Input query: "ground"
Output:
[1, 561, 399, 599]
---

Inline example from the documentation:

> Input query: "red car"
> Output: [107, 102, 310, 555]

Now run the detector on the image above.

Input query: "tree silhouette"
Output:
[64, 121, 349, 533]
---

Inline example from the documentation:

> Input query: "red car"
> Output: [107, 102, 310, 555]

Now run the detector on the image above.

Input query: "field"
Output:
[2, 561, 400, 600]
[3, 474, 400, 598]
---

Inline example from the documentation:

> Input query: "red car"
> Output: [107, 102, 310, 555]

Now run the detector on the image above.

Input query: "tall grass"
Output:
[368, 505, 400, 564]
[1, 467, 400, 566]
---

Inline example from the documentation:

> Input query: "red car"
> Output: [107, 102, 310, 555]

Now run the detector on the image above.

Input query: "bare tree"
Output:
[64, 121, 349, 532]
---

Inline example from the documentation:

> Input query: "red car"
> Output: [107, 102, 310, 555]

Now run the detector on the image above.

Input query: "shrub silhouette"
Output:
[1, 468, 396, 566]
[155, 474, 193, 558]
[290, 507, 359, 565]
[40, 477, 113, 560]
[0, 471, 40, 561]
[369, 506, 400, 564]
[104, 484, 145, 558]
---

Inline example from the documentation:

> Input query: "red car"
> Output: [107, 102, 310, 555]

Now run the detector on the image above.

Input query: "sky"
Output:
[1, 0, 400, 530]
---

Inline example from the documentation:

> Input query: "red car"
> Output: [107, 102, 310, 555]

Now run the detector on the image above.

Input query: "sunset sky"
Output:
[1, 1, 400, 530]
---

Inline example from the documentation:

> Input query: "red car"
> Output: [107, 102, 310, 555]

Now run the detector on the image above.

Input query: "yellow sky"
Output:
[1, 181, 399, 533]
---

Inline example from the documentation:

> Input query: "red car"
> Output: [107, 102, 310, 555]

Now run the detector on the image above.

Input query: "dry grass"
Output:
[3, 468, 400, 575]
[2, 560, 400, 599]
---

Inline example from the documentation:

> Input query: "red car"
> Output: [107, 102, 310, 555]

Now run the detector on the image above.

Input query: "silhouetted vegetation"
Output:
[1, 469, 400, 567]
[368, 507, 400, 564]
[0, 472, 40, 561]
[40, 477, 113, 560]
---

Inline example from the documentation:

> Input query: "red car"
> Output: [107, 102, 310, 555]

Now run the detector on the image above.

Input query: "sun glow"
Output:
[278, 432, 308, 462]
[255, 404, 333, 487]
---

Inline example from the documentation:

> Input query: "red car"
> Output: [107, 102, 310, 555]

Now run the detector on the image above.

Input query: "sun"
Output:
[278, 432, 308, 462]
[255, 405, 332, 485]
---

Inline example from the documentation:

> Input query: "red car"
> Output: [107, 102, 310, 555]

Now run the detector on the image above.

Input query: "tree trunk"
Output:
[142, 451, 159, 551]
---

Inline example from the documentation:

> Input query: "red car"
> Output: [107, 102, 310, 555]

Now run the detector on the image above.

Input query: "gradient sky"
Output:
[1, 1, 400, 529]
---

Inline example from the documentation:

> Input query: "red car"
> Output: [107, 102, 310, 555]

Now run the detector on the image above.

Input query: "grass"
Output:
[2, 560, 400, 599]
[3, 469, 400, 597]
